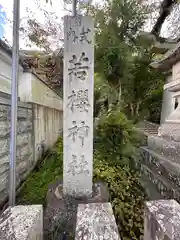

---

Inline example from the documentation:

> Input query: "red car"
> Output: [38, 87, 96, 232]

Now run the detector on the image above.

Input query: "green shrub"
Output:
[94, 108, 146, 239]
[144, 87, 163, 124]
[95, 108, 137, 161]
[94, 152, 145, 239]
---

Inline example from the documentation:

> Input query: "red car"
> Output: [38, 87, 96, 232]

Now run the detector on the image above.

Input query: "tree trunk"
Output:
[135, 102, 140, 116]
[118, 82, 121, 103]
[130, 103, 134, 117]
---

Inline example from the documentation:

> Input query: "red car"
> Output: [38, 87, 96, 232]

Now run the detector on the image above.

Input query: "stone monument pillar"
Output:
[63, 15, 94, 197]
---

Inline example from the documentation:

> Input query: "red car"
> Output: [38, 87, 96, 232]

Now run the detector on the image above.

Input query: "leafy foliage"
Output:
[144, 87, 163, 123]
[94, 108, 146, 240]
[122, 53, 166, 120]
[88, 0, 166, 121]
[20, 0, 63, 52]
[94, 155, 145, 240]
[94, 0, 148, 84]
[95, 107, 137, 159]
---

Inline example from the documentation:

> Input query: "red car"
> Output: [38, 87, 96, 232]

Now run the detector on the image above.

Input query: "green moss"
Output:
[17, 138, 63, 205]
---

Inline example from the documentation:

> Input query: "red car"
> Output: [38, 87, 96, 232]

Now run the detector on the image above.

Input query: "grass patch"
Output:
[17, 138, 63, 205]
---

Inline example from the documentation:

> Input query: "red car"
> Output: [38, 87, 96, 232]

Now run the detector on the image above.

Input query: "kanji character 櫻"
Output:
[68, 121, 78, 142]
[77, 89, 90, 112]
[67, 90, 76, 112]
[67, 89, 90, 112]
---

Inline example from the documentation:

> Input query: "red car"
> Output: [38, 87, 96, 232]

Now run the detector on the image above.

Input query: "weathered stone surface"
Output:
[75, 202, 120, 240]
[0, 88, 63, 207]
[148, 135, 180, 164]
[0, 121, 32, 138]
[0, 103, 33, 206]
[140, 147, 180, 189]
[144, 200, 180, 240]
[0, 139, 8, 156]
[17, 132, 32, 147]
[0, 105, 32, 122]
[63, 15, 94, 197]
[137, 147, 180, 201]
[140, 163, 180, 200]
[158, 123, 180, 142]
[44, 180, 109, 239]
[0, 205, 43, 240]
[18, 107, 32, 120]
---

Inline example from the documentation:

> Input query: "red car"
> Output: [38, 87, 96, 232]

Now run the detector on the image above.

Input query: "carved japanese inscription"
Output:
[67, 89, 90, 112]
[68, 121, 89, 146]
[64, 15, 94, 197]
[67, 25, 91, 44]
[68, 52, 89, 81]
[67, 154, 89, 176]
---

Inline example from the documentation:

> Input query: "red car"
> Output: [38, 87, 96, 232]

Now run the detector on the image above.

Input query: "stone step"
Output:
[143, 130, 158, 134]
[138, 161, 180, 202]
[158, 123, 180, 142]
[140, 146, 180, 189]
[139, 174, 162, 200]
[148, 135, 180, 164]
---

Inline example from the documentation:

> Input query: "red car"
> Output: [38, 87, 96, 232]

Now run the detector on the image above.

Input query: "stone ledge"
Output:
[75, 202, 121, 240]
[148, 135, 180, 164]
[140, 162, 180, 201]
[144, 200, 180, 240]
[0, 205, 43, 240]
[140, 146, 180, 188]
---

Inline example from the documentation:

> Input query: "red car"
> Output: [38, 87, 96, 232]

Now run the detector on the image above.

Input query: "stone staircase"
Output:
[138, 146, 180, 201]
[135, 120, 159, 136]
[136, 121, 180, 202]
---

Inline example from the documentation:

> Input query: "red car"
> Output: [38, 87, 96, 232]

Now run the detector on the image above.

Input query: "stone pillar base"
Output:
[75, 203, 120, 239]
[43, 179, 109, 239]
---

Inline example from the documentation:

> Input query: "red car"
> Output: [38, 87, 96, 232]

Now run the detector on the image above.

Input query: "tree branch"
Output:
[151, 0, 177, 37]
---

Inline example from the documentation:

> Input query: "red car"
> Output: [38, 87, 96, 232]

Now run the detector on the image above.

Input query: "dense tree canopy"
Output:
[24, 0, 178, 121]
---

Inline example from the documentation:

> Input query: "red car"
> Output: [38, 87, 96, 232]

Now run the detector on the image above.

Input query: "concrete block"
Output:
[144, 200, 180, 240]
[75, 202, 120, 239]
[148, 135, 180, 164]
[0, 205, 43, 240]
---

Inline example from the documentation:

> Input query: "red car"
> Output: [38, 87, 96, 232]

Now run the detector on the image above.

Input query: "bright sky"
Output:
[0, 0, 171, 51]
[0, 0, 70, 49]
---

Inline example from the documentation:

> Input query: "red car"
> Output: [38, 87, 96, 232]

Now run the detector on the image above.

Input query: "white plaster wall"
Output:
[172, 61, 180, 82]
[160, 75, 175, 124]
[0, 49, 23, 95]
[33, 104, 63, 162]
[160, 88, 175, 124]
[19, 72, 63, 111]
[18, 72, 32, 102]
